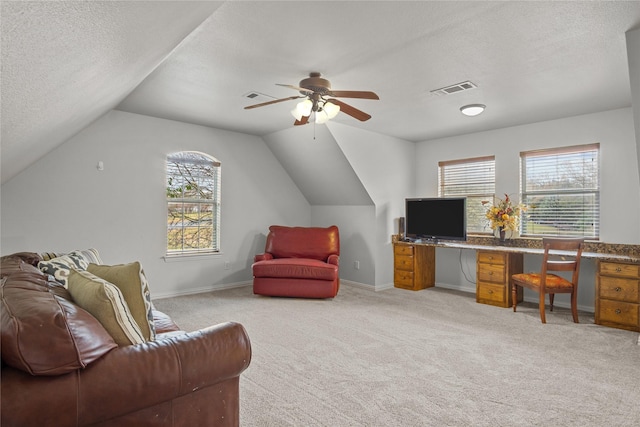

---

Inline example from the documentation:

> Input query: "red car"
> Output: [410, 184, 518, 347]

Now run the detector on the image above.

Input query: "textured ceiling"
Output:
[1, 0, 222, 183]
[2, 1, 640, 184]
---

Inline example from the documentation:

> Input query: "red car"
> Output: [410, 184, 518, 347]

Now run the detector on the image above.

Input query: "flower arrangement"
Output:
[481, 193, 526, 232]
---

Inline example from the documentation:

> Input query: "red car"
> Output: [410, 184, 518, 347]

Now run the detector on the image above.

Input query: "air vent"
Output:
[242, 91, 276, 101]
[430, 81, 477, 96]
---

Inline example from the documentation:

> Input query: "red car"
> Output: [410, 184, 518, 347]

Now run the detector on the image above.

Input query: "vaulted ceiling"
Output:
[2, 1, 640, 184]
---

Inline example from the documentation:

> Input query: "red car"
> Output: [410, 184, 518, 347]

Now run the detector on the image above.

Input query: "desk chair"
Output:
[512, 237, 584, 323]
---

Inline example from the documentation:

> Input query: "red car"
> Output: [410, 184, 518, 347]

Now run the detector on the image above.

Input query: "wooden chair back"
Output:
[541, 237, 584, 286]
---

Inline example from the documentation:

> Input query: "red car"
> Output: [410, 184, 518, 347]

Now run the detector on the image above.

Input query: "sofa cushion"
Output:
[87, 262, 156, 341]
[37, 248, 103, 287]
[265, 225, 340, 260]
[68, 270, 146, 346]
[252, 258, 338, 281]
[1, 269, 117, 375]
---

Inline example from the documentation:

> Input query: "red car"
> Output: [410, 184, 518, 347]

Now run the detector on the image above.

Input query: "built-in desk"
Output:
[392, 235, 640, 331]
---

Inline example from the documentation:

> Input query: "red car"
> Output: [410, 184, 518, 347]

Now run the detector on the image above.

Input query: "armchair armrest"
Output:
[327, 254, 339, 266]
[254, 253, 274, 262]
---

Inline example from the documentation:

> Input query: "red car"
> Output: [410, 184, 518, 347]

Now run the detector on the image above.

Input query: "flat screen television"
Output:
[405, 197, 467, 242]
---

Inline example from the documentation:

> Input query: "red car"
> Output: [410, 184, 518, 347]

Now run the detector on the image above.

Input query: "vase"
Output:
[498, 227, 506, 243]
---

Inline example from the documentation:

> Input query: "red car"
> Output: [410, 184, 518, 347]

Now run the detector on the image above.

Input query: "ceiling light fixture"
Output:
[290, 98, 341, 124]
[460, 104, 486, 117]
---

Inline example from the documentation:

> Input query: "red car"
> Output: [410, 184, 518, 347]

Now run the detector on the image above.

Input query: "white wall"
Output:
[416, 107, 640, 312]
[311, 205, 376, 285]
[326, 122, 416, 289]
[1, 110, 310, 298]
[626, 27, 640, 187]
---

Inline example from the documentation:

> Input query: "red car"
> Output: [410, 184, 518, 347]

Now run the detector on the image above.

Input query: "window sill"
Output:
[163, 251, 223, 262]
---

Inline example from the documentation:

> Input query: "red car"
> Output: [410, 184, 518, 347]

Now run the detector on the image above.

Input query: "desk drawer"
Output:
[599, 262, 639, 278]
[394, 245, 414, 256]
[394, 270, 414, 288]
[477, 264, 505, 284]
[477, 282, 506, 305]
[599, 277, 639, 303]
[598, 299, 639, 329]
[395, 255, 414, 272]
[477, 251, 506, 265]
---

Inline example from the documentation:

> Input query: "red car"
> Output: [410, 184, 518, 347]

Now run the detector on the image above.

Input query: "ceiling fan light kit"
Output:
[460, 104, 486, 116]
[291, 99, 313, 121]
[246, 72, 378, 126]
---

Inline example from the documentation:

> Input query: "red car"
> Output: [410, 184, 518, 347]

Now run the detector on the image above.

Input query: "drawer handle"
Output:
[615, 267, 622, 272]
[488, 272, 493, 276]
[488, 290, 493, 294]
[615, 309, 622, 315]
[615, 287, 622, 292]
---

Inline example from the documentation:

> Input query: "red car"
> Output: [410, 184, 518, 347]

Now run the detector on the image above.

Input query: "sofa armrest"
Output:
[1, 322, 251, 426]
[254, 253, 274, 262]
[327, 254, 339, 266]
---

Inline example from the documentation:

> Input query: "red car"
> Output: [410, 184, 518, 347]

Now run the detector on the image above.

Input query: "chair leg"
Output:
[571, 290, 579, 323]
[512, 284, 518, 312]
[549, 293, 555, 312]
[539, 292, 546, 323]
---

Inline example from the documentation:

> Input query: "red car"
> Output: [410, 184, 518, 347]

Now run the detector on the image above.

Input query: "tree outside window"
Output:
[520, 144, 599, 238]
[166, 152, 220, 255]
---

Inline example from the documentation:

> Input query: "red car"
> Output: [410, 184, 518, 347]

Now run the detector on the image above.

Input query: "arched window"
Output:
[166, 151, 221, 255]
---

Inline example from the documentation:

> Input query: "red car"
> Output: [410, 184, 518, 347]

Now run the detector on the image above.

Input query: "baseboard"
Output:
[153, 280, 252, 300]
[341, 279, 393, 292]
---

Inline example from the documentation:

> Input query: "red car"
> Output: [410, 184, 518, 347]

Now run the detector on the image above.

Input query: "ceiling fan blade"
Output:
[327, 99, 372, 121]
[244, 95, 303, 109]
[276, 84, 313, 94]
[329, 90, 379, 100]
[294, 115, 310, 126]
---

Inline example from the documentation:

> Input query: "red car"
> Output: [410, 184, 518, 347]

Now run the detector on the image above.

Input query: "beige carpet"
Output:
[153, 285, 640, 427]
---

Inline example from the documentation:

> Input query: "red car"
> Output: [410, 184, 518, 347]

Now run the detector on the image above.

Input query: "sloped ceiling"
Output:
[1, 0, 222, 183]
[2, 1, 640, 187]
[262, 125, 373, 206]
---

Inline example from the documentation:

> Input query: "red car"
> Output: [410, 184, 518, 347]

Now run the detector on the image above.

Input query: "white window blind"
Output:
[439, 156, 496, 233]
[166, 151, 221, 255]
[520, 143, 599, 238]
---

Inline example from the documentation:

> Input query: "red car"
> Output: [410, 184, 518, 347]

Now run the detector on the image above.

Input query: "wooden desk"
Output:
[392, 236, 640, 330]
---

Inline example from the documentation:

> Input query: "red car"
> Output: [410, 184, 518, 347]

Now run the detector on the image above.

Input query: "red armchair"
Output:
[252, 225, 340, 298]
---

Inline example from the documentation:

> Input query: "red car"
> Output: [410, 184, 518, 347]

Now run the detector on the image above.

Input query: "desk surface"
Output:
[394, 235, 640, 264]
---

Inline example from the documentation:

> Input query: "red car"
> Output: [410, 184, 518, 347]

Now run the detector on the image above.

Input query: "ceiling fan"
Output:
[244, 72, 379, 125]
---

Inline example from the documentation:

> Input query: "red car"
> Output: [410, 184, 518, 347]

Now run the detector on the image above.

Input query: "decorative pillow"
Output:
[67, 269, 146, 346]
[87, 262, 156, 341]
[1, 273, 117, 375]
[37, 248, 103, 287]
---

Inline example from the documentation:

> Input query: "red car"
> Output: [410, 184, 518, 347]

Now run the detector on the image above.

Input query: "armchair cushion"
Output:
[252, 258, 338, 281]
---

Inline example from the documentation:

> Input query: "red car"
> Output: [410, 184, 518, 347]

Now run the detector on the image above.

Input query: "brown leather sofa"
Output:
[252, 225, 340, 298]
[1, 252, 251, 427]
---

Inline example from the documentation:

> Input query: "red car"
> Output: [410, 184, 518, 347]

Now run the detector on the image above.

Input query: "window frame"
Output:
[438, 155, 496, 235]
[519, 143, 600, 239]
[165, 151, 221, 257]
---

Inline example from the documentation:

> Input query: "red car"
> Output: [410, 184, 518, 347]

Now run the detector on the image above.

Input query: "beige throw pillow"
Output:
[68, 270, 146, 346]
[87, 262, 156, 341]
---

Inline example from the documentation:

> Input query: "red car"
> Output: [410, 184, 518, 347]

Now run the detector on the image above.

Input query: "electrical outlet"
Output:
[354, 260, 360, 270]
[224, 261, 231, 270]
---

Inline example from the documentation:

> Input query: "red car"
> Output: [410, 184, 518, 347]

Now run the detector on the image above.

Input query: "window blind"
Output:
[439, 156, 495, 233]
[520, 144, 599, 238]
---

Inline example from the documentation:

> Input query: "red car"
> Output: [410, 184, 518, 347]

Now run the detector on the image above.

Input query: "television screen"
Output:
[405, 197, 467, 241]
